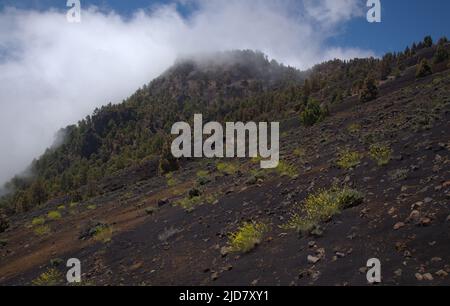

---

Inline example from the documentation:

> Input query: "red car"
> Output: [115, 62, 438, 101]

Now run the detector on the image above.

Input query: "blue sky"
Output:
[1, 0, 449, 55]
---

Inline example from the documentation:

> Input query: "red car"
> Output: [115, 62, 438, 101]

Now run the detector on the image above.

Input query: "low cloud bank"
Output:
[0, 0, 374, 184]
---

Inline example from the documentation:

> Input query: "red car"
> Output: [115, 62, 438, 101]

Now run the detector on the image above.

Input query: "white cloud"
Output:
[0, 0, 374, 185]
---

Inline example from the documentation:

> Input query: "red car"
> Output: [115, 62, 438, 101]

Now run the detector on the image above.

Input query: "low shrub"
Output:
[228, 222, 268, 253]
[369, 144, 392, 166]
[283, 187, 363, 235]
[47, 211, 61, 220]
[336, 149, 362, 169]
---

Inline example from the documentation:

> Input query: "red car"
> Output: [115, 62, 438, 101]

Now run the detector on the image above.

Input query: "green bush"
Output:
[228, 222, 268, 253]
[416, 59, 432, 78]
[434, 44, 449, 64]
[31, 216, 46, 226]
[34, 225, 51, 236]
[216, 162, 237, 175]
[283, 187, 363, 235]
[337, 149, 362, 169]
[359, 78, 378, 103]
[32, 268, 63, 286]
[300, 99, 327, 126]
[47, 211, 61, 220]
[370, 144, 392, 166]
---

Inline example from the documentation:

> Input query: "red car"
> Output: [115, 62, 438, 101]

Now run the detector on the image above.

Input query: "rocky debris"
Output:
[220, 246, 229, 257]
[335, 252, 346, 258]
[415, 273, 434, 281]
[435, 270, 448, 278]
[307, 255, 321, 264]
[211, 272, 220, 281]
[393, 222, 405, 230]
[411, 201, 423, 210]
[418, 217, 432, 227]
[406, 210, 421, 223]
[424, 197, 433, 204]
[298, 268, 321, 281]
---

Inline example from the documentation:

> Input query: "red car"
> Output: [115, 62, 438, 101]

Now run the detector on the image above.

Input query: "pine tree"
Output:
[434, 44, 449, 64]
[300, 98, 326, 126]
[359, 78, 378, 103]
[416, 59, 432, 78]
[423, 36, 433, 48]
[26, 180, 48, 207]
[159, 140, 179, 174]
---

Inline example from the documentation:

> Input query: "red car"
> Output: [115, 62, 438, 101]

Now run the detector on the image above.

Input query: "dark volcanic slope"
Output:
[1, 67, 449, 286]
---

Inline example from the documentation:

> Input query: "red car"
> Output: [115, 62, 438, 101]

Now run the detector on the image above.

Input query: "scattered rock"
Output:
[222, 265, 233, 272]
[431, 257, 442, 263]
[424, 197, 433, 204]
[307, 255, 321, 264]
[411, 201, 423, 210]
[359, 267, 368, 274]
[335, 252, 346, 258]
[406, 210, 420, 223]
[415, 273, 423, 281]
[308, 241, 316, 248]
[220, 246, 229, 257]
[394, 269, 402, 277]
[422, 273, 434, 281]
[435, 270, 448, 278]
[418, 217, 432, 227]
[211, 272, 220, 281]
[393, 222, 405, 230]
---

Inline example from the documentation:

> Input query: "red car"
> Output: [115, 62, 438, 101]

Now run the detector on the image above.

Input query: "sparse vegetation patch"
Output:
[369, 144, 392, 166]
[228, 222, 268, 253]
[47, 211, 61, 220]
[283, 187, 363, 235]
[336, 149, 362, 169]
[32, 268, 63, 286]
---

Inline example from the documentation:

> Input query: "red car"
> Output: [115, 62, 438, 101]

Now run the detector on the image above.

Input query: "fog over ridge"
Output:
[0, 0, 374, 185]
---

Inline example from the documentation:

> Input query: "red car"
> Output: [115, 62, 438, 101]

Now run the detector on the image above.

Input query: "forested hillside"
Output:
[0, 37, 448, 218]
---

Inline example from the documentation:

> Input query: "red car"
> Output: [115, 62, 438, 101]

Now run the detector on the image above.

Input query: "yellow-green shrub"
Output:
[32, 268, 63, 286]
[216, 162, 238, 175]
[370, 144, 392, 166]
[228, 222, 268, 253]
[47, 211, 61, 220]
[283, 187, 363, 235]
[31, 216, 46, 226]
[337, 149, 362, 169]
